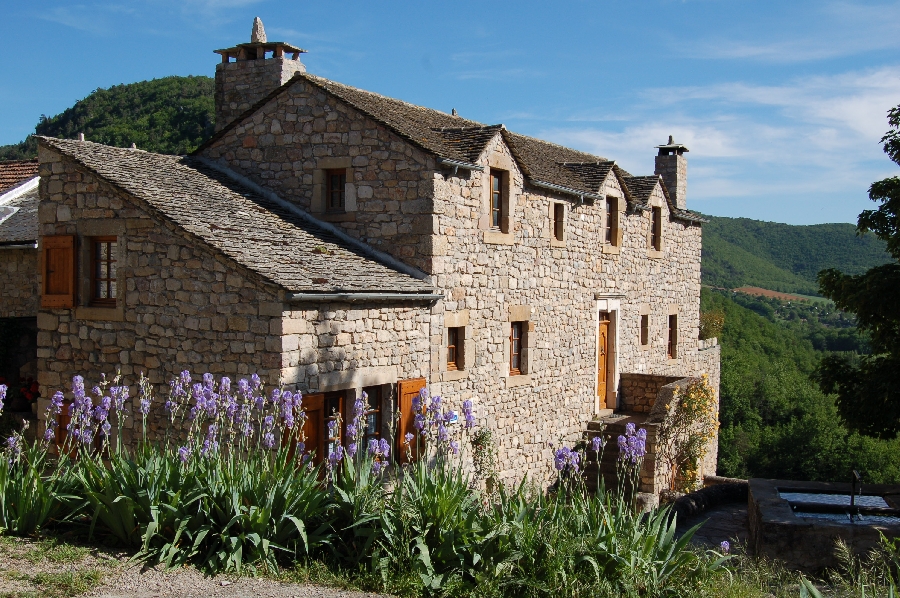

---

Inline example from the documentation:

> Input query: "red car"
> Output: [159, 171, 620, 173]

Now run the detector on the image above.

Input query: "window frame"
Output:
[605, 197, 619, 246]
[325, 168, 347, 213]
[667, 314, 678, 359]
[447, 326, 463, 371]
[650, 206, 662, 251]
[510, 321, 525, 376]
[490, 169, 508, 232]
[552, 203, 565, 242]
[640, 314, 649, 347]
[89, 236, 118, 307]
[361, 385, 382, 444]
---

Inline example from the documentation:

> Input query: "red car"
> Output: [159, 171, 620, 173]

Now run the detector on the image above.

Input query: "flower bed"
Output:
[0, 372, 733, 596]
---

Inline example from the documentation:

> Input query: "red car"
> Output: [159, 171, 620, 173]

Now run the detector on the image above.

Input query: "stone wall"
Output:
[35, 146, 287, 443]
[214, 57, 305, 131]
[0, 248, 39, 318]
[202, 79, 438, 273]
[619, 373, 682, 413]
[200, 79, 719, 486]
[279, 303, 432, 393]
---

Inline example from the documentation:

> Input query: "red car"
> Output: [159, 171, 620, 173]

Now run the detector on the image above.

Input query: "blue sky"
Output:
[1, 1, 899, 225]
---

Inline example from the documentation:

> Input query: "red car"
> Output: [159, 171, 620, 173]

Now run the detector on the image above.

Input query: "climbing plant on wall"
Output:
[657, 375, 718, 493]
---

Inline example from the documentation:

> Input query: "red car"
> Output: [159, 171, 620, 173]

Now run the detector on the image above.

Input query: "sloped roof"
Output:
[38, 137, 433, 294]
[624, 175, 707, 223]
[0, 159, 39, 194]
[198, 71, 703, 221]
[0, 180, 38, 245]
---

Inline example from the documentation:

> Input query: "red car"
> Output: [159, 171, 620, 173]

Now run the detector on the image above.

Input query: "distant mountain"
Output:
[1, 78, 890, 298]
[701, 215, 892, 296]
[0, 76, 215, 160]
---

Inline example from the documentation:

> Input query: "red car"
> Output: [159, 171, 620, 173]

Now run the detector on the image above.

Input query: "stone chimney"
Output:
[213, 17, 307, 131]
[654, 135, 689, 210]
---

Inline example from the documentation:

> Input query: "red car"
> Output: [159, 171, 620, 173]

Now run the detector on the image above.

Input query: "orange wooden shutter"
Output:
[397, 377, 427, 463]
[42, 235, 76, 308]
[301, 393, 325, 465]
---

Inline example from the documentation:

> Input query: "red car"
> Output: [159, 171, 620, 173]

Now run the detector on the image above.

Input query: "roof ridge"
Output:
[301, 73, 483, 127]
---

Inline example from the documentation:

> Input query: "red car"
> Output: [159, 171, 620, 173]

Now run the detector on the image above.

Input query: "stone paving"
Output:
[676, 501, 750, 549]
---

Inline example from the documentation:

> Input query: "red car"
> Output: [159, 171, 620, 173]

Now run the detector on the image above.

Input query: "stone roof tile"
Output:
[0, 183, 38, 244]
[38, 137, 433, 294]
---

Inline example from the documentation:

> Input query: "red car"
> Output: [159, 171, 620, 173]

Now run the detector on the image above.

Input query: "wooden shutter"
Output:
[397, 377, 427, 463]
[42, 235, 76, 308]
[301, 393, 325, 465]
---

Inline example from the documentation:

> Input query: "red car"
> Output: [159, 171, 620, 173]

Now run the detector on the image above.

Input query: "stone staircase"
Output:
[582, 411, 661, 496]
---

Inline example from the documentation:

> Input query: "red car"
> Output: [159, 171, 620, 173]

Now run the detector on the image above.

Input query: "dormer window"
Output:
[605, 197, 619, 246]
[650, 206, 662, 251]
[490, 169, 509, 233]
[326, 169, 346, 212]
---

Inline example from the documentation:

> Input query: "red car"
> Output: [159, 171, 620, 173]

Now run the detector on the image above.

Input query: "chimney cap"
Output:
[655, 134, 689, 155]
[251, 17, 267, 43]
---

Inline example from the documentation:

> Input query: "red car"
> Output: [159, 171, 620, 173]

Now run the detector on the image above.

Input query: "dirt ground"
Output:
[733, 286, 807, 301]
[0, 535, 388, 598]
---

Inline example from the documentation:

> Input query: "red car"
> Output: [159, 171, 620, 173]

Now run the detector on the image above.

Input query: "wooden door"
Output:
[598, 314, 610, 407]
[397, 377, 427, 463]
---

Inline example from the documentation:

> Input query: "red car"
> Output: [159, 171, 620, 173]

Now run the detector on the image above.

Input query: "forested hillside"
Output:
[0, 76, 215, 160]
[702, 216, 891, 295]
[703, 288, 899, 483]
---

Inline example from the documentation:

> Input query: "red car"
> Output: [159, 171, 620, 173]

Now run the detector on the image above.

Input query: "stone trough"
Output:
[748, 478, 900, 572]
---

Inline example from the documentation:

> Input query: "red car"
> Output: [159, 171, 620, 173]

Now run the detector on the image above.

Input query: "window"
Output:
[326, 169, 346, 212]
[490, 169, 507, 231]
[667, 314, 678, 359]
[41, 235, 76, 308]
[640, 314, 649, 346]
[90, 236, 117, 306]
[510, 321, 525, 376]
[605, 197, 618, 245]
[553, 203, 565, 242]
[325, 392, 344, 458]
[361, 385, 382, 443]
[447, 327, 463, 371]
[650, 206, 662, 251]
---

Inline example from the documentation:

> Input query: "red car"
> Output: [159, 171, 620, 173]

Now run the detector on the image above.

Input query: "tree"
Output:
[817, 103, 900, 438]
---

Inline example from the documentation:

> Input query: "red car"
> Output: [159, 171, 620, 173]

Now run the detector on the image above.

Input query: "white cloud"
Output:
[681, 1, 900, 63]
[532, 65, 900, 223]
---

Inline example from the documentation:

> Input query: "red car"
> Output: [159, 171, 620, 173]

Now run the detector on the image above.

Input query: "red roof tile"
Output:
[0, 159, 38, 193]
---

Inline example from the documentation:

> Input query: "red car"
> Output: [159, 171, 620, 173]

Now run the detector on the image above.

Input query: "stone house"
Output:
[4, 20, 720, 490]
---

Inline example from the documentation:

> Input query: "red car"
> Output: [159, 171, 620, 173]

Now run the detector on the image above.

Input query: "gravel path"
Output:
[0, 535, 389, 598]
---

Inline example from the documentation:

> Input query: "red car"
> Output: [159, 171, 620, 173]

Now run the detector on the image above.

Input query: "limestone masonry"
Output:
[0, 19, 720, 490]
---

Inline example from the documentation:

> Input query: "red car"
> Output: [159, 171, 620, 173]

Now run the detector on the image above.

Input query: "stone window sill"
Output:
[483, 230, 514, 245]
[441, 369, 468, 382]
[640, 343, 650, 351]
[505, 373, 532, 388]
[550, 237, 565, 248]
[75, 306, 124, 322]
[648, 249, 664, 259]
[666, 358, 679, 365]
[602, 244, 621, 255]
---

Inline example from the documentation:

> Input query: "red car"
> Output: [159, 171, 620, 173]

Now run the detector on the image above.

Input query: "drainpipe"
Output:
[531, 179, 603, 203]
[0, 242, 37, 249]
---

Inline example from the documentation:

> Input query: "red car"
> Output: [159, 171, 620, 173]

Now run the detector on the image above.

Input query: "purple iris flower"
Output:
[592, 436, 603, 453]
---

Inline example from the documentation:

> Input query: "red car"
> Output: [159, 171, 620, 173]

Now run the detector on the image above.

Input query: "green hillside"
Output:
[702, 216, 891, 295]
[0, 76, 215, 160]
[702, 288, 899, 482]
[1, 76, 890, 300]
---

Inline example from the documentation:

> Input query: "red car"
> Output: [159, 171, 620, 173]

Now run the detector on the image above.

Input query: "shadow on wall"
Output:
[0, 317, 38, 412]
